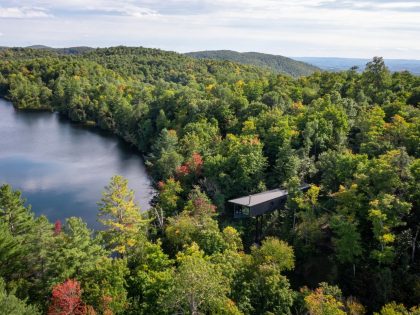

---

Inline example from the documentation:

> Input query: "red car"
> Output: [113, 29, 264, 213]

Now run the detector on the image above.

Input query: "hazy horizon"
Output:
[2, 44, 420, 62]
[1, 0, 419, 59]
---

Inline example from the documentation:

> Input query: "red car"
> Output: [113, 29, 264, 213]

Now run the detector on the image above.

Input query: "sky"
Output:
[0, 0, 419, 59]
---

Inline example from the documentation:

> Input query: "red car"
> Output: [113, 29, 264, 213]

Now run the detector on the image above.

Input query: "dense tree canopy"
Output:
[0, 46, 419, 314]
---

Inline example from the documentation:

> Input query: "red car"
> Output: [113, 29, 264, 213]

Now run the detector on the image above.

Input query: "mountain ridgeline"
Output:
[1, 46, 320, 77]
[186, 50, 320, 77]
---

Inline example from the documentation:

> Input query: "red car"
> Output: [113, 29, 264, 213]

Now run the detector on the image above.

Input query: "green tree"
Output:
[0, 184, 34, 236]
[0, 222, 22, 280]
[155, 177, 183, 218]
[127, 241, 174, 315]
[300, 96, 349, 156]
[294, 186, 326, 252]
[232, 238, 295, 314]
[156, 109, 170, 131]
[317, 150, 368, 192]
[251, 238, 295, 314]
[0, 278, 39, 315]
[81, 257, 129, 314]
[45, 217, 106, 286]
[164, 244, 235, 315]
[331, 185, 364, 272]
[362, 57, 392, 104]
[179, 119, 220, 156]
[204, 134, 267, 198]
[149, 129, 184, 179]
[304, 286, 346, 315]
[357, 106, 390, 156]
[98, 175, 147, 255]
[368, 195, 411, 265]
[165, 187, 226, 255]
[374, 302, 420, 315]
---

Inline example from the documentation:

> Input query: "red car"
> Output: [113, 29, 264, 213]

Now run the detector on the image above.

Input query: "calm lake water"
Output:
[0, 99, 154, 229]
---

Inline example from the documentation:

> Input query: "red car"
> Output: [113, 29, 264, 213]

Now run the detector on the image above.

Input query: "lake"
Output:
[0, 99, 154, 229]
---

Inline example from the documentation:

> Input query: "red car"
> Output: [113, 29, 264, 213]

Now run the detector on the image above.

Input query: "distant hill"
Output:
[0, 46, 271, 85]
[294, 57, 420, 75]
[186, 50, 320, 77]
[26, 45, 95, 55]
[26, 45, 52, 49]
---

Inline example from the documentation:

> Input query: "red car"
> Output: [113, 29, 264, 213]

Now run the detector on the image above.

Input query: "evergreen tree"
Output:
[98, 175, 148, 255]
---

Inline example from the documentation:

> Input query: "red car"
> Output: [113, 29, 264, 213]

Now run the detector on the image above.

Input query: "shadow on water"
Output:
[56, 114, 145, 159]
[12, 106, 55, 127]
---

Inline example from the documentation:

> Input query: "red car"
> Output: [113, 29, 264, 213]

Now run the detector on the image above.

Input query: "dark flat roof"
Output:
[228, 189, 288, 207]
[228, 185, 310, 207]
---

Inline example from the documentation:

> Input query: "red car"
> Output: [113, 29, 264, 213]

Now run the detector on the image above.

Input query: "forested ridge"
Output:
[186, 50, 320, 77]
[0, 46, 419, 314]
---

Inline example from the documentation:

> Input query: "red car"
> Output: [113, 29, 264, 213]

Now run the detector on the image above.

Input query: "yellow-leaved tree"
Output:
[98, 175, 147, 255]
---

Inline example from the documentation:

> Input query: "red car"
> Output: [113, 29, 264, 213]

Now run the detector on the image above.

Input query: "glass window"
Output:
[241, 206, 250, 216]
[234, 205, 251, 217]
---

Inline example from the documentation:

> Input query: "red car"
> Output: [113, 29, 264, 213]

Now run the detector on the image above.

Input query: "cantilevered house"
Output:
[229, 185, 310, 242]
[229, 185, 310, 219]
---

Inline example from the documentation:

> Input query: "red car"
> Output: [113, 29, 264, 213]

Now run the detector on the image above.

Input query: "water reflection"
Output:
[0, 99, 154, 229]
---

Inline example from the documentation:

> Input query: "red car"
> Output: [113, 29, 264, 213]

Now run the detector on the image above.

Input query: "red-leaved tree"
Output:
[54, 220, 62, 236]
[176, 152, 203, 177]
[48, 279, 87, 315]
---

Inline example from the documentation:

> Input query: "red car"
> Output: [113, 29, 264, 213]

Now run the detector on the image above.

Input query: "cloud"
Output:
[0, 0, 418, 59]
[315, 0, 420, 12]
[0, 6, 51, 18]
[0, 1, 160, 18]
[97, 5, 159, 18]
[68, 3, 160, 18]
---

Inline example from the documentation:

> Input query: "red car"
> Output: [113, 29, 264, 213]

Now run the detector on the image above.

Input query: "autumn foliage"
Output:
[48, 279, 88, 315]
[54, 220, 62, 236]
[176, 152, 203, 177]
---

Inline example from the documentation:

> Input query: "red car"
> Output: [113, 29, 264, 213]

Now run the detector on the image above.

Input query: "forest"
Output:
[185, 50, 320, 77]
[0, 46, 419, 314]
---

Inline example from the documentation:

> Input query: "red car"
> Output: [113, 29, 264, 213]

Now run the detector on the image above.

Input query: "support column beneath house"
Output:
[255, 215, 262, 244]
